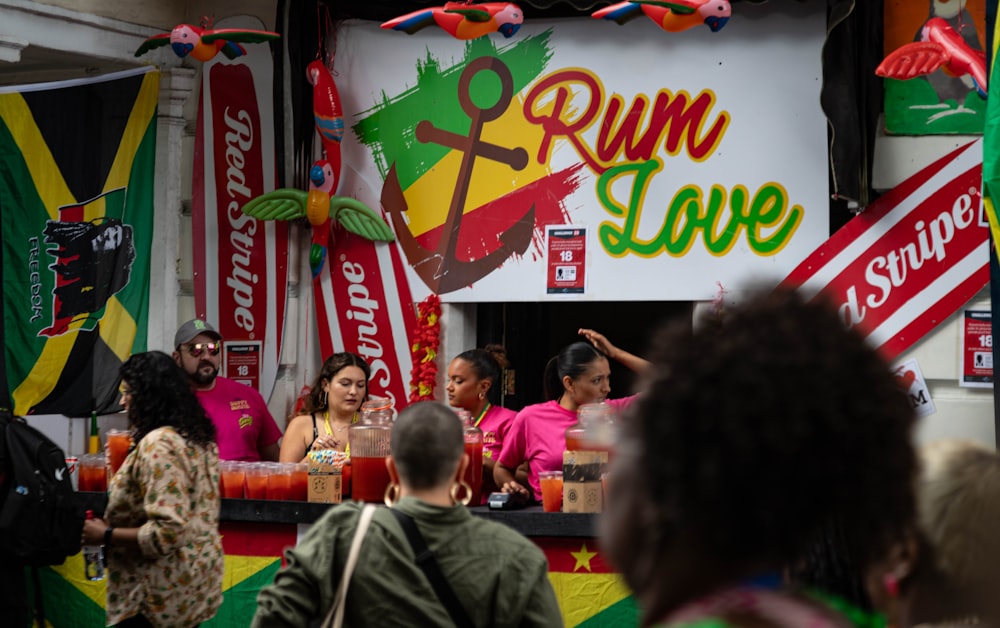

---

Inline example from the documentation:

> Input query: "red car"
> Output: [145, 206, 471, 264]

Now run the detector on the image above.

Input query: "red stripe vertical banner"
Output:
[314, 225, 417, 410]
[192, 15, 288, 399]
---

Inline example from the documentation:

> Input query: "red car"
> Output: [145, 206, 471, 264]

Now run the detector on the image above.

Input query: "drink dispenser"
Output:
[456, 409, 484, 505]
[349, 397, 394, 502]
[564, 402, 615, 454]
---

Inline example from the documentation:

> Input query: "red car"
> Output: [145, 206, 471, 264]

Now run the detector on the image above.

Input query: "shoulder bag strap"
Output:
[389, 508, 474, 628]
[321, 504, 377, 628]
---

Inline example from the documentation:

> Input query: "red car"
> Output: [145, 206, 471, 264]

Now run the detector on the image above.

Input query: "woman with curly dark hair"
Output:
[601, 287, 918, 628]
[81, 351, 223, 627]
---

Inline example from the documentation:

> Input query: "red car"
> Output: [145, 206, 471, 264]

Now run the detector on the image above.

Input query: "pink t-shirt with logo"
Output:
[479, 404, 516, 463]
[498, 396, 635, 501]
[195, 376, 282, 462]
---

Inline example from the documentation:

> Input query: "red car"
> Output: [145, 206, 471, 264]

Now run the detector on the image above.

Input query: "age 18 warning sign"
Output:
[546, 226, 586, 294]
[961, 310, 992, 388]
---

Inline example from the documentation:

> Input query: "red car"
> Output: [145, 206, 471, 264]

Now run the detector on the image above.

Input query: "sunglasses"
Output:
[184, 342, 221, 358]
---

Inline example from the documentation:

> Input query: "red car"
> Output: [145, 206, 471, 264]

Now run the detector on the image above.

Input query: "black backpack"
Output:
[0, 411, 83, 566]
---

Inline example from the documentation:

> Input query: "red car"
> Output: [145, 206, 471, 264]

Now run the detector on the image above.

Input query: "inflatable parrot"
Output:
[381, 2, 524, 39]
[876, 17, 987, 98]
[592, 0, 731, 33]
[241, 160, 395, 279]
[135, 18, 280, 61]
[307, 60, 345, 183]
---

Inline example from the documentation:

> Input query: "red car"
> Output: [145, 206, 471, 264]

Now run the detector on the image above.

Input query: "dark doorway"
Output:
[477, 301, 692, 412]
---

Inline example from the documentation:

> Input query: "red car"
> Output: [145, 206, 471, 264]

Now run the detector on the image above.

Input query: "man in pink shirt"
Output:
[172, 319, 282, 461]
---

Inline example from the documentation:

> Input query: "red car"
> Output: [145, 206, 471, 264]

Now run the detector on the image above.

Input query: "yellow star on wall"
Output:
[570, 543, 598, 572]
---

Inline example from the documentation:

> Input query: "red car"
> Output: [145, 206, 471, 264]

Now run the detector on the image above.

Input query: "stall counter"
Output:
[34, 495, 637, 627]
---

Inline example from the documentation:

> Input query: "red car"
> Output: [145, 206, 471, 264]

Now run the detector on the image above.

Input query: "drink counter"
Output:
[36, 494, 637, 627]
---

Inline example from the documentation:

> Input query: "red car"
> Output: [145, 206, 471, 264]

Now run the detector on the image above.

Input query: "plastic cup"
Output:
[64, 456, 78, 491]
[106, 429, 132, 478]
[244, 462, 269, 500]
[267, 462, 292, 501]
[539, 470, 563, 513]
[79, 453, 107, 492]
[220, 461, 247, 499]
[289, 462, 309, 502]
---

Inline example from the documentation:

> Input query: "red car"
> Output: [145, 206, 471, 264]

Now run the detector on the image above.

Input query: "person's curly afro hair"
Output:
[623, 287, 917, 571]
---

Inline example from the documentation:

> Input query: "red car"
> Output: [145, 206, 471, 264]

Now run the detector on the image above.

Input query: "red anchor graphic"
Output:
[381, 55, 535, 294]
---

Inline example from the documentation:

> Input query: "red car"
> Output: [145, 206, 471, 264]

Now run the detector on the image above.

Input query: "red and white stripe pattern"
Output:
[780, 140, 988, 360]
[192, 15, 288, 399]
[313, 226, 417, 410]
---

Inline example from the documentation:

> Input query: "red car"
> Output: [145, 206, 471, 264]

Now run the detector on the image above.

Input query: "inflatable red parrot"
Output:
[306, 60, 345, 187]
[135, 18, 279, 62]
[381, 2, 524, 40]
[592, 0, 731, 33]
[876, 17, 987, 98]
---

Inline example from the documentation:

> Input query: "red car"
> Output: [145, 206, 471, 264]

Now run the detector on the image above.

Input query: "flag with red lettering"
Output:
[193, 15, 288, 400]
[780, 140, 988, 360]
[0, 68, 157, 415]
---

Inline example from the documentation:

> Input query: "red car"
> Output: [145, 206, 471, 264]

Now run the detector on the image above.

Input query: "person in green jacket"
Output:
[253, 401, 564, 628]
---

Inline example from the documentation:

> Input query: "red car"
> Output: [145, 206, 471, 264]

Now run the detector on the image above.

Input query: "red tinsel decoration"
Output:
[408, 294, 442, 403]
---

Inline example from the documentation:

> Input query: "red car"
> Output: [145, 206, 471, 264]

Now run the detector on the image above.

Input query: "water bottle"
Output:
[83, 510, 105, 581]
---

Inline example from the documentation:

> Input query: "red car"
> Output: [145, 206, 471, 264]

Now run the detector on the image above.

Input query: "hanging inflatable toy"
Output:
[381, 2, 524, 40]
[135, 16, 280, 61]
[592, 0, 731, 33]
[307, 60, 344, 191]
[242, 160, 395, 279]
[876, 17, 987, 98]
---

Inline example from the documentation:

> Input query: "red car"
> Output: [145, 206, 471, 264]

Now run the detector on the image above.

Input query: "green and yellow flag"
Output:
[984, 2, 1000, 245]
[0, 68, 157, 415]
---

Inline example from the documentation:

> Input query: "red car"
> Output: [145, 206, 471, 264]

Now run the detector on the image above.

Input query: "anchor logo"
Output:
[381, 56, 535, 294]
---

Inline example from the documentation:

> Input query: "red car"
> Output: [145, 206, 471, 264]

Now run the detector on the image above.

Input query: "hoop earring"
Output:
[478, 392, 485, 400]
[322, 390, 328, 409]
[883, 573, 900, 628]
[384, 483, 401, 507]
[449, 480, 473, 506]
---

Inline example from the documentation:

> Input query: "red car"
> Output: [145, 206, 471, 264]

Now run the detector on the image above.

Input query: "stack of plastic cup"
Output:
[244, 462, 269, 500]
[220, 461, 247, 499]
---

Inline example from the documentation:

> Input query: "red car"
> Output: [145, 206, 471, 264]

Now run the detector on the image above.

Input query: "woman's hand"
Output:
[81, 516, 108, 546]
[500, 480, 532, 506]
[579, 328, 617, 360]
[579, 327, 650, 374]
[311, 435, 341, 451]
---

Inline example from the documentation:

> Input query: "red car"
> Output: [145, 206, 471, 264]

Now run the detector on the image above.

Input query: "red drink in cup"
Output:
[220, 462, 246, 499]
[289, 463, 309, 501]
[78, 454, 107, 492]
[267, 463, 292, 501]
[106, 429, 131, 478]
[539, 470, 563, 513]
[245, 463, 268, 499]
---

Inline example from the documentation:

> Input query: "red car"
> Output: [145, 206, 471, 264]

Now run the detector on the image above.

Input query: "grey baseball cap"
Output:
[174, 319, 222, 348]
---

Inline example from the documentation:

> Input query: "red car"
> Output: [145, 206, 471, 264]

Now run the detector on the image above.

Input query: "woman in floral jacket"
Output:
[82, 351, 223, 627]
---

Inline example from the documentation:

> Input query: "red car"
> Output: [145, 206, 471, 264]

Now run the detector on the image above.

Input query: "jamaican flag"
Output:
[0, 68, 157, 416]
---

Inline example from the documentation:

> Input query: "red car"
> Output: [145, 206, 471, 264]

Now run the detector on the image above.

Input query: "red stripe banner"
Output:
[192, 15, 288, 399]
[780, 140, 988, 360]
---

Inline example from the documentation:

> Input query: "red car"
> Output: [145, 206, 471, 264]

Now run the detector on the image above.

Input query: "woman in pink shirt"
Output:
[445, 344, 521, 503]
[495, 329, 649, 504]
